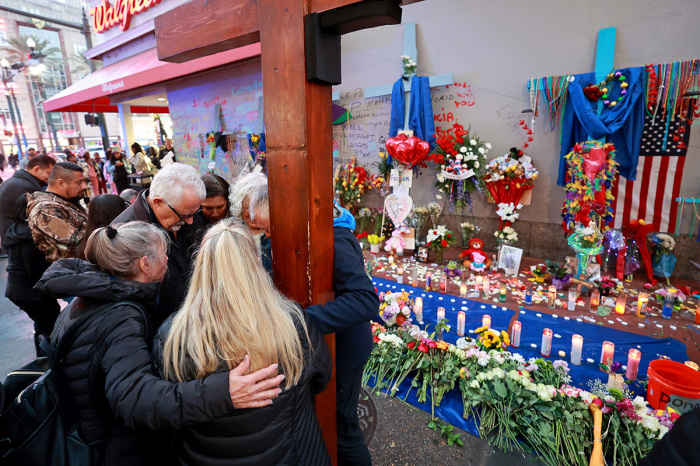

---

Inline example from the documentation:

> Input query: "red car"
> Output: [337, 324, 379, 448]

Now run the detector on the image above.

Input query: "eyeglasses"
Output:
[165, 201, 201, 221]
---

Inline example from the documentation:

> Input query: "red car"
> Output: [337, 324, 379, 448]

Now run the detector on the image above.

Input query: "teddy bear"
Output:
[384, 227, 406, 255]
[469, 251, 487, 272]
[458, 238, 492, 270]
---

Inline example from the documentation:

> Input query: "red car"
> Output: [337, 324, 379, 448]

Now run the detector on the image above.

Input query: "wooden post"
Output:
[258, 0, 336, 461]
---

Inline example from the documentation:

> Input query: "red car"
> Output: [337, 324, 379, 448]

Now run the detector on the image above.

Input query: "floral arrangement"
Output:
[427, 123, 491, 210]
[364, 320, 678, 466]
[495, 202, 523, 227]
[357, 207, 373, 233]
[411, 206, 430, 243]
[531, 264, 549, 278]
[595, 275, 617, 296]
[459, 221, 478, 247]
[367, 234, 384, 245]
[561, 141, 618, 233]
[654, 287, 686, 310]
[334, 160, 370, 214]
[649, 233, 677, 283]
[473, 326, 510, 352]
[573, 220, 604, 249]
[494, 226, 518, 244]
[401, 55, 417, 75]
[426, 226, 456, 263]
[649, 233, 675, 255]
[484, 148, 539, 183]
[426, 201, 442, 224]
[247, 133, 266, 164]
[378, 291, 415, 327]
[545, 260, 570, 279]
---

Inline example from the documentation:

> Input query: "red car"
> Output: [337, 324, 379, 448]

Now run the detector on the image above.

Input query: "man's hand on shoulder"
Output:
[228, 354, 284, 409]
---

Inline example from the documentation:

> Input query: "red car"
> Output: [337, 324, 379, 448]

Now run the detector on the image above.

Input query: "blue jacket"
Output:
[305, 226, 379, 371]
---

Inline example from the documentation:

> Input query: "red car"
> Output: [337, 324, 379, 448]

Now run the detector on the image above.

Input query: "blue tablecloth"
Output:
[368, 278, 690, 435]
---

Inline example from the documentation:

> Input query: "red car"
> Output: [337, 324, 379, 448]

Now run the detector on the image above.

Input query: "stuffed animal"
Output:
[384, 227, 406, 255]
[458, 238, 492, 270]
[470, 251, 487, 272]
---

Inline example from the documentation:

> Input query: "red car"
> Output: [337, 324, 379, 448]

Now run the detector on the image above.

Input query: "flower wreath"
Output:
[561, 141, 618, 233]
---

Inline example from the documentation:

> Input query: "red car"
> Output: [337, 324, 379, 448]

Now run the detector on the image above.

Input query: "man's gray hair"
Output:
[248, 184, 269, 221]
[229, 172, 267, 219]
[150, 163, 205, 204]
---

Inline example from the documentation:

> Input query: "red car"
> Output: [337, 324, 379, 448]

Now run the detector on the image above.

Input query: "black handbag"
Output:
[0, 301, 145, 466]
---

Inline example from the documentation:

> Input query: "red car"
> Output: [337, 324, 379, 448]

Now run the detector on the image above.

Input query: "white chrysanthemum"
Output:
[460, 147, 467, 153]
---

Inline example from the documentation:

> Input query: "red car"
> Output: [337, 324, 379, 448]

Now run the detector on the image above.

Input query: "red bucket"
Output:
[647, 360, 700, 414]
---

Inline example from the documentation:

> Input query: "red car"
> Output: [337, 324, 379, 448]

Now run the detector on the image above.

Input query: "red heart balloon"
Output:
[394, 142, 412, 165]
[415, 140, 430, 161]
[385, 134, 407, 158]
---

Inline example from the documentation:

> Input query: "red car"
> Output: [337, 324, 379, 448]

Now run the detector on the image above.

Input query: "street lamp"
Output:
[0, 58, 24, 158]
[25, 37, 59, 152]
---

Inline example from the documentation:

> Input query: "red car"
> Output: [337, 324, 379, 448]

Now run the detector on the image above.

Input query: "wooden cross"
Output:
[154, 1, 423, 462]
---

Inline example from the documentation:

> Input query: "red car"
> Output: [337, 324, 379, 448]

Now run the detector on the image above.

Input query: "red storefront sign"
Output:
[90, 0, 164, 33]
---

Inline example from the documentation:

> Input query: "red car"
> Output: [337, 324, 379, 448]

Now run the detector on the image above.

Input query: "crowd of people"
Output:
[0, 150, 379, 465]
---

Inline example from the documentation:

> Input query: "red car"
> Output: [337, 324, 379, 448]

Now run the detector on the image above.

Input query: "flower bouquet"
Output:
[546, 260, 572, 290]
[378, 290, 415, 327]
[531, 264, 549, 283]
[595, 275, 617, 296]
[410, 206, 429, 244]
[427, 123, 490, 211]
[483, 147, 538, 219]
[426, 225, 456, 264]
[494, 226, 518, 245]
[334, 160, 370, 214]
[357, 207, 373, 234]
[649, 233, 677, 284]
[426, 201, 442, 226]
[247, 133, 267, 165]
[654, 287, 686, 311]
[473, 326, 510, 352]
[367, 234, 385, 253]
[460, 221, 478, 247]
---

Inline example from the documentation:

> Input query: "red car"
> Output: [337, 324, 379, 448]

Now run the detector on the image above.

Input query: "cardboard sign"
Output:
[389, 169, 413, 188]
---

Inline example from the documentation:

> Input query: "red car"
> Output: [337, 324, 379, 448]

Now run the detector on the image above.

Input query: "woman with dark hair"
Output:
[107, 148, 131, 194]
[197, 174, 230, 225]
[103, 150, 118, 194]
[75, 194, 127, 259]
[130, 142, 148, 172]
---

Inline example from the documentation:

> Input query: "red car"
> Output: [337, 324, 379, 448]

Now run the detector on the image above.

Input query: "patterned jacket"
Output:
[26, 191, 87, 263]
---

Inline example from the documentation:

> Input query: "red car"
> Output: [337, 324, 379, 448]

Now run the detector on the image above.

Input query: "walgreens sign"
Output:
[90, 0, 165, 33]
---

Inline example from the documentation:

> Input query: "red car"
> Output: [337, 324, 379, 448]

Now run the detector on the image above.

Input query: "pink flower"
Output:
[428, 341, 437, 349]
[418, 344, 429, 353]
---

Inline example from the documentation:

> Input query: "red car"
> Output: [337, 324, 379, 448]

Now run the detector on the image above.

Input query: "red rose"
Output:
[592, 398, 603, 408]
[441, 240, 448, 247]
[427, 241, 432, 246]
[396, 314, 406, 326]
[373, 336, 380, 343]
[418, 344, 429, 353]
[407, 342, 416, 350]
[428, 341, 437, 349]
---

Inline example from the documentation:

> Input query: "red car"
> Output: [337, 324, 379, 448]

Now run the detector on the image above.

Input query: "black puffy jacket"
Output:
[36, 259, 235, 465]
[153, 312, 332, 466]
[0, 169, 45, 250]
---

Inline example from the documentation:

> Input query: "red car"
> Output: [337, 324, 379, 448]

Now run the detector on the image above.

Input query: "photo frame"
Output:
[497, 245, 523, 276]
[416, 246, 429, 263]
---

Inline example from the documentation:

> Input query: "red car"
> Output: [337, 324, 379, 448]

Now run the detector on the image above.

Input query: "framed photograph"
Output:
[416, 246, 429, 263]
[498, 245, 523, 276]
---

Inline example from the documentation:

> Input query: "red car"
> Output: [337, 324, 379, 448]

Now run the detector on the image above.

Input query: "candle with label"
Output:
[457, 311, 466, 336]
[436, 307, 446, 341]
[499, 281, 507, 303]
[460, 280, 468, 298]
[388, 255, 394, 265]
[662, 294, 674, 320]
[547, 286, 556, 309]
[511, 321, 521, 348]
[567, 287, 577, 311]
[482, 314, 491, 329]
[397, 267, 404, 284]
[440, 274, 447, 294]
[600, 341, 615, 366]
[571, 334, 583, 365]
[524, 284, 533, 305]
[414, 297, 423, 323]
[541, 328, 553, 357]
[482, 278, 490, 299]
[636, 293, 648, 318]
[626, 349, 641, 380]
[615, 291, 627, 315]
[590, 288, 600, 313]
[425, 272, 432, 290]
[412, 267, 418, 288]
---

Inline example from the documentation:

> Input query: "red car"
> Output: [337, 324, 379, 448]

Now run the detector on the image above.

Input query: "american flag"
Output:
[611, 110, 692, 232]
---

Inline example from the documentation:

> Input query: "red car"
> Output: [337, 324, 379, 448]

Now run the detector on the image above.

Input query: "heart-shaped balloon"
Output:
[583, 147, 606, 181]
[385, 134, 408, 158]
[415, 140, 430, 160]
[385, 194, 413, 227]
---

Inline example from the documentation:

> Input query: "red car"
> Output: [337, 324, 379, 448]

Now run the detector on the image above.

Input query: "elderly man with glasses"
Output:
[112, 163, 206, 322]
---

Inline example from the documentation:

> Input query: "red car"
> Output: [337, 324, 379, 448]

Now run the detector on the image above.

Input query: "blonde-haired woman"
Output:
[155, 219, 332, 465]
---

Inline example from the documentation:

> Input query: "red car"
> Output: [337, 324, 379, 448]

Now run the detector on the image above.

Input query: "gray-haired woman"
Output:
[35, 221, 284, 465]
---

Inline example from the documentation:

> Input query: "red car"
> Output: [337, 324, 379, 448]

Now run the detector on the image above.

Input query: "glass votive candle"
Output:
[460, 280, 468, 297]
[636, 293, 648, 318]
[541, 328, 553, 357]
[482, 278, 490, 299]
[457, 311, 466, 336]
[547, 286, 556, 309]
[511, 321, 521, 348]
[600, 341, 615, 366]
[482, 314, 491, 329]
[615, 291, 627, 315]
[499, 281, 507, 303]
[567, 287, 577, 311]
[571, 334, 583, 365]
[626, 349, 641, 380]
[436, 307, 446, 341]
[397, 267, 404, 284]
[413, 297, 423, 323]
[590, 288, 600, 313]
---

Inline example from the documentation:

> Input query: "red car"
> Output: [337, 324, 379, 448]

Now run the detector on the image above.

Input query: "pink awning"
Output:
[44, 43, 261, 113]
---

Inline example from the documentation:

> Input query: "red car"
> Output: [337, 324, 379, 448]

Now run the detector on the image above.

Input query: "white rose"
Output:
[460, 147, 467, 153]
[478, 147, 486, 154]
[474, 162, 480, 168]
[486, 143, 492, 149]
[456, 154, 463, 161]
[470, 139, 477, 145]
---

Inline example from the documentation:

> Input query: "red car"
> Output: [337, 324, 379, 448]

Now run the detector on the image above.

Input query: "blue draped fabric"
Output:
[388, 76, 437, 164]
[558, 67, 645, 185]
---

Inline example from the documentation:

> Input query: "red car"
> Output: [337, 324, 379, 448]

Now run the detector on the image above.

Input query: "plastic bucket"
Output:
[647, 360, 700, 414]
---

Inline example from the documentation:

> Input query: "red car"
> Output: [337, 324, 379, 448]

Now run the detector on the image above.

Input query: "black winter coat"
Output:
[0, 169, 45, 249]
[305, 226, 379, 370]
[153, 313, 332, 466]
[112, 189, 206, 323]
[36, 259, 235, 465]
[4, 195, 51, 302]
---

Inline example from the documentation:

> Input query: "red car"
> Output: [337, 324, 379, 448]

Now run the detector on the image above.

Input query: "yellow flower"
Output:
[436, 341, 448, 351]
[459, 368, 467, 379]
[474, 326, 486, 334]
[342, 181, 347, 187]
